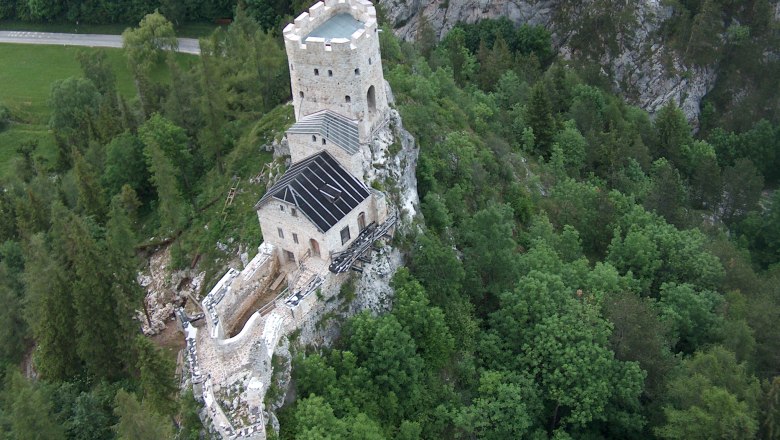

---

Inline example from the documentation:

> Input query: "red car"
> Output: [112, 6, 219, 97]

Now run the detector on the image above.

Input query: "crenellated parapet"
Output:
[283, 0, 378, 51]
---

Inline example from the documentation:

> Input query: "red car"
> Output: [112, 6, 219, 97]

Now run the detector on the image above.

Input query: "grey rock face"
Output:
[378, 0, 719, 124]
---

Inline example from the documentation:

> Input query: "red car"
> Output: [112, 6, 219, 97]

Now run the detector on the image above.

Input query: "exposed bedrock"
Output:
[379, 0, 719, 125]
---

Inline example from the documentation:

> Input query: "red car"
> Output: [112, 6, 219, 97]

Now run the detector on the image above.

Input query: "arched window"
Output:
[345, 95, 351, 103]
[299, 91, 304, 98]
[312, 135, 317, 142]
[322, 138, 326, 145]
[314, 68, 319, 76]
[354, 68, 360, 75]
[367, 85, 376, 113]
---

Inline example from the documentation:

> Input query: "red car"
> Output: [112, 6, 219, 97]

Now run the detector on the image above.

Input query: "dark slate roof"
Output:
[305, 13, 363, 42]
[255, 151, 370, 232]
[286, 110, 360, 154]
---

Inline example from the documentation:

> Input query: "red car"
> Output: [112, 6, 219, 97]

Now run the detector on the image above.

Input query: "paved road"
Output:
[0, 30, 200, 54]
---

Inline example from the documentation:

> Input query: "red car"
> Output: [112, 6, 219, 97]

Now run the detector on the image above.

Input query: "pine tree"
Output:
[72, 148, 108, 222]
[113, 389, 173, 440]
[59, 210, 128, 379]
[23, 229, 79, 380]
[525, 81, 556, 158]
[3, 370, 66, 440]
[143, 140, 190, 236]
[134, 336, 177, 417]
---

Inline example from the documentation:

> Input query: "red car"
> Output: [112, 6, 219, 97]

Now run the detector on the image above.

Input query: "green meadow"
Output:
[0, 43, 196, 176]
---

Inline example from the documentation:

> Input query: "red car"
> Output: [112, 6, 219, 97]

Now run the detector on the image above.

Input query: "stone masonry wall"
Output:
[256, 194, 378, 262]
[287, 132, 364, 179]
[284, 0, 388, 141]
[213, 246, 277, 335]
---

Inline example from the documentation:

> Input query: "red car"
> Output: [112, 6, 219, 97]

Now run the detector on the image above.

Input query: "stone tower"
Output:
[283, 0, 388, 144]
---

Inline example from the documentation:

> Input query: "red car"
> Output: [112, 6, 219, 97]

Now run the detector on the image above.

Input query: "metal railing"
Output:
[258, 287, 289, 317]
[329, 212, 397, 273]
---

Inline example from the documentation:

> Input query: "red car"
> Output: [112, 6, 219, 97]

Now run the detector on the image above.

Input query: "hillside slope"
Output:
[379, 0, 779, 126]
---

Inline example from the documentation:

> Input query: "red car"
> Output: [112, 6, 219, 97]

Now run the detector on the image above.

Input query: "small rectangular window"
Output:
[340, 226, 351, 245]
[322, 138, 326, 145]
[354, 68, 360, 75]
[314, 68, 319, 76]
[277, 228, 284, 239]
[328, 69, 333, 77]
[291, 208, 298, 217]
[293, 233, 299, 244]
[279, 205, 285, 211]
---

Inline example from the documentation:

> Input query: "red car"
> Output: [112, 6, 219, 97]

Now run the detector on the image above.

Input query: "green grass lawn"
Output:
[0, 43, 197, 177]
[0, 20, 222, 38]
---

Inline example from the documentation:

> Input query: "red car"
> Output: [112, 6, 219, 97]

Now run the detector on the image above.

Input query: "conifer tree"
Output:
[72, 148, 108, 222]
[526, 81, 556, 158]
[134, 336, 177, 417]
[23, 229, 79, 380]
[2, 370, 66, 440]
[60, 210, 127, 379]
[113, 389, 173, 440]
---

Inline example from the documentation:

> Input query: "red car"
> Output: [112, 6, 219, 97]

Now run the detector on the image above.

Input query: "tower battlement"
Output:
[284, 0, 388, 142]
[283, 0, 378, 52]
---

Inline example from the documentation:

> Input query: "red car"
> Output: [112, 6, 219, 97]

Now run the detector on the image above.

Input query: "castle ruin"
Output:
[178, 1, 406, 438]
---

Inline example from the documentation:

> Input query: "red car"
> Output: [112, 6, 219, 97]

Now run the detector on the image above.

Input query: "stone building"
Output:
[255, 0, 392, 270]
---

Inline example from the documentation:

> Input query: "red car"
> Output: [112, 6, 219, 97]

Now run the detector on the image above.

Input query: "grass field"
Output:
[0, 43, 197, 176]
[0, 20, 222, 38]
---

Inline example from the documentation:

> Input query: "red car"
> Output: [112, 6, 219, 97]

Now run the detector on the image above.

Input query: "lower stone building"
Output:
[254, 150, 387, 267]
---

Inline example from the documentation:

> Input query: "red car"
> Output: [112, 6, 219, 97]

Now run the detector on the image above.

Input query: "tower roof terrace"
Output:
[305, 13, 363, 43]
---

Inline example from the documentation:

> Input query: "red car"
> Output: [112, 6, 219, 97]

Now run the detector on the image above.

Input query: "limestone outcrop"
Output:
[378, 0, 719, 125]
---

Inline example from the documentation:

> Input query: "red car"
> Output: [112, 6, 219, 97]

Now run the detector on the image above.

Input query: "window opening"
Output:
[314, 68, 319, 76]
[277, 228, 284, 239]
[358, 212, 366, 231]
[328, 70, 333, 77]
[367, 85, 376, 113]
[340, 226, 351, 245]
[345, 95, 351, 103]
[293, 233, 299, 244]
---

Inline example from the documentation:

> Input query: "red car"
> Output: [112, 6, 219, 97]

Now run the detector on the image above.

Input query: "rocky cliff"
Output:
[378, 0, 718, 125]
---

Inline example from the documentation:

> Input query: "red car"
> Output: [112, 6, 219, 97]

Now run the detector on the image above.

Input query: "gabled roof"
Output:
[255, 151, 370, 232]
[286, 110, 360, 154]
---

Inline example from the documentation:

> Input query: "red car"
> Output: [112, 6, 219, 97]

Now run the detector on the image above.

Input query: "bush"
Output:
[0, 103, 10, 131]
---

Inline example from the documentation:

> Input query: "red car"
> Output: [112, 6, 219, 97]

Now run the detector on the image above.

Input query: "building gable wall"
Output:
[256, 194, 376, 262]
[287, 132, 364, 179]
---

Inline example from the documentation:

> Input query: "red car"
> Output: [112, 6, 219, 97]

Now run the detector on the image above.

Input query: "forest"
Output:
[0, 0, 779, 439]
